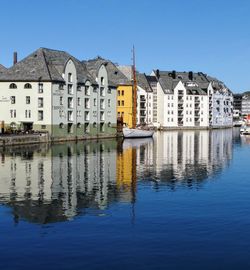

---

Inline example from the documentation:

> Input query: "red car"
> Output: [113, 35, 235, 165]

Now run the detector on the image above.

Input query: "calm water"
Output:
[0, 129, 250, 269]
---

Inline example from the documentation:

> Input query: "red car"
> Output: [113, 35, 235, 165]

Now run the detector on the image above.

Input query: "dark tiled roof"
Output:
[0, 64, 6, 73]
[84, 57, 132, 87]
[137, 73, 153, 92]
[155, 70, 217, 95]
[0, 48, 94, 84]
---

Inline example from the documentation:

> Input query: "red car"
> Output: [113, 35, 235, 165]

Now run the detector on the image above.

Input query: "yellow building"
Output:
[117, 85, 134, 128]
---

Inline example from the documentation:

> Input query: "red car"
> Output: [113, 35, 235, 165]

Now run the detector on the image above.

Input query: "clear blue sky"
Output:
[0, 0, 250, 92]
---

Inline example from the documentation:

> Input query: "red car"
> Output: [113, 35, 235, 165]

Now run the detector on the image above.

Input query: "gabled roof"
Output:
[154, 70, 212, 95]
[137, 73, 153, 92]
[0, 48, 94, 84]
[0, 64, 6, 73]
[84, 57, 132, 87]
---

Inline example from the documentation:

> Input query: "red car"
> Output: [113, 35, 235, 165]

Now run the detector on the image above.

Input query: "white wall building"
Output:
[0, 48, 117, 139]
[149, 70, 232, 129]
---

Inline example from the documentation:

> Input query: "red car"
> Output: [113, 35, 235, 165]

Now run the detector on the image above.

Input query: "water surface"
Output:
[0, 129, 250, 270]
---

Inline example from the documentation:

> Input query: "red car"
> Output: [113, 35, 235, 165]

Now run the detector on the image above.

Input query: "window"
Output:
[118, 90, 120, 96]
[38, 110, 43, 121]
[85, 111, 89, 121]
[100, 99, 105, 110]
[59, 123, 64, 129]
[101, 77, 104, 86]
[59, 84, 64, 90]
[41, 125, 46, 129]
[68, 97, 73, 109]
[121, 90, 124, 96]
[108, 99, 111, 107]
[9, 83, 17, 89]
[24, 83, 32, 89]
[118, 100, 120, 106]
[77, 123, 81, 128]
[38, 97, 43, 108]
[93, 122, 97, 128]
[107, 88, 111, 94]
[85, 98, 90, 109]
[77, 110, 81, 117]
[26, 96, 30, 104]
[68, 111, 73, 121]
[38, 83, 43, 93]
[25, 110, 31, 118]
[77, 85, 81, 91]
[94, 98, 97, 106]
[100, 87, 105, 97]
[60, 97, 63, 105]
[121, 100, 124, 106]
[85, 86, 90, 96]
[68, 84, 73, 95]
[108, 122, 111, 127]
[84, 123, 90, 133]
[10, 96, 15, 104]
[68, 73, 72, 83]
[10, 110, 16, 118]
[77, 97, 81, 106]
[100, 111, 105, 121]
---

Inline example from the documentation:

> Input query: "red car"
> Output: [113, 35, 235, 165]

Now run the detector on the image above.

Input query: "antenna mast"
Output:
[132, 45, 137, 129]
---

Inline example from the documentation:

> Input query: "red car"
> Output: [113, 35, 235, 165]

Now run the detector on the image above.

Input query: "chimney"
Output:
[156, 69, 160, 78]
[13, 52, 17, 65]
[172, 70, 176, 79]
[188, 71, 193, 81]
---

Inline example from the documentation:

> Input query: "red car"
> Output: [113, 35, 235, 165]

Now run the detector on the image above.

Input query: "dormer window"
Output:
[9, 83, 17, 89]
[101, 77, 105, 86]
[24, 83, 32, 89]
[68, 73, 72, 83]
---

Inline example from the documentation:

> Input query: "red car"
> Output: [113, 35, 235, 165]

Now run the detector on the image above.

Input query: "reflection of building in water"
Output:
[138, 129, 233, 187]
[0, 130, 234, 223]
[0, 141, 119, 223]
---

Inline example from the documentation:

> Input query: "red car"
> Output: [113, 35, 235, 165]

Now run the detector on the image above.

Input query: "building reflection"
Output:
[0, 129, 233, 224]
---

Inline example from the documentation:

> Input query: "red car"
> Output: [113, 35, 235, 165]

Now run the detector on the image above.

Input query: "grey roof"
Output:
[0, 48, 94, 84]
[206, 75, 232, 94]
[137, 73, 153, 92]
[0, 64, 6, 73]
[84, 57, 131, 87]
[154, 70, 224, 95]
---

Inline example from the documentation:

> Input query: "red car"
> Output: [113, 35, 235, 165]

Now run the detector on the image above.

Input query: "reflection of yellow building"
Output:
[117, 85, 133, 128]
[116, 147, 136, 191]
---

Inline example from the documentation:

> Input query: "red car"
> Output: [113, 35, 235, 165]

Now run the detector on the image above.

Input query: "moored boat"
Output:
[123, 127, 154, 138]
[240, 125, 250, 135]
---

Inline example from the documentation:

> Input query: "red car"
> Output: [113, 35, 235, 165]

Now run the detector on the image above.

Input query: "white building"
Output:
[150, 70, 233, 129]
[0, 48, 117, 139]
[242, 94, 250, 115]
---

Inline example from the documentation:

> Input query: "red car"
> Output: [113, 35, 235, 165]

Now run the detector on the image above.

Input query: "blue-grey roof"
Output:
[0, 64, 6, 73]
[154, 70, 230, 95]
[0, 48, 95, 84]
[84, 57, 132, 87]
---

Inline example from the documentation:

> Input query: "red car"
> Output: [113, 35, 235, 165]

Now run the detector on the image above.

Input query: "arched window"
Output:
[93, 122, 97, 128]
[108, 122, 111, 127]
[24, 83, 32, 89]
[59, 123, 64, 129]
[77, 123, 81, 128]
[9, 83, 17, 89]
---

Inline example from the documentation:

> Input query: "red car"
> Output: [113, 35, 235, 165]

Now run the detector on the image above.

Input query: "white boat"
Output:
[123, 127, 154, 138]
[240, 125, 250, 135]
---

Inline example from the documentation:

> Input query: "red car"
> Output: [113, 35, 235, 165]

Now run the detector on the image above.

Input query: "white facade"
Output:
[154, 78, 209, 128]
[136, 85, 153, 125]
[0, 81, 52, 132]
